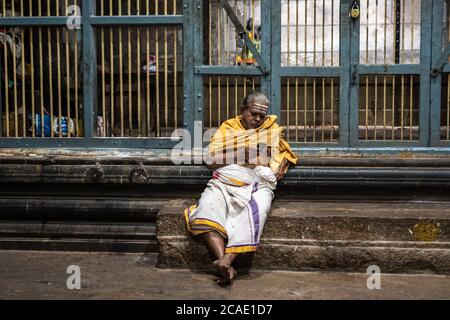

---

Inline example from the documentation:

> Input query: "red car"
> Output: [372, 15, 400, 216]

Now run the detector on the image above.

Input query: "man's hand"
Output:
[275, 158, 289, 181]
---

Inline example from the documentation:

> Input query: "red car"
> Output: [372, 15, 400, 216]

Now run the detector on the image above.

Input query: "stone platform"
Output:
[157, 199, 450, 274]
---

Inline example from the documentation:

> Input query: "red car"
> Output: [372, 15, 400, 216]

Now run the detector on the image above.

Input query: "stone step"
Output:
[0, 221, 156, 240]
[156, 199, 450, 274]
[158, 200, 450, 242]
[0, 237, 158, 253]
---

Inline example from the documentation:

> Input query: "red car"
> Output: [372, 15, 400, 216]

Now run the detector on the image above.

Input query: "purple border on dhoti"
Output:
[249, 196, 260, 243]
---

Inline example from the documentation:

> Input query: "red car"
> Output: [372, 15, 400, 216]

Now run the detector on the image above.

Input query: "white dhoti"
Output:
[185, 164, 277, 254]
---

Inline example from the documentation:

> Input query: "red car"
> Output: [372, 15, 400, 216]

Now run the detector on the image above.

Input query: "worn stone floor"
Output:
[0, 250, 449, 300]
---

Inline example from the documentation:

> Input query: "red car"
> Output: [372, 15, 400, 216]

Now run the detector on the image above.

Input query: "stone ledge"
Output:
[157, 200, 450, 242]
[157, 237, 450, 274]
[157, 199, 450, 274]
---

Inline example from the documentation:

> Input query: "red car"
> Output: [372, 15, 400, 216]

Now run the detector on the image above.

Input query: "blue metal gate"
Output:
[0, 0, 449, 154]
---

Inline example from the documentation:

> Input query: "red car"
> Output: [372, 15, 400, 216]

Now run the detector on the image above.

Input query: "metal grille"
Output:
[96, 24, 183, 137]
[281, 76, 339, 143]
[206, 0, 261, 66]
[203, 76, 261, 132]
[441, 73, 450, 141]
[359, 74, 420, 140]
[440, 2, 450, 141]
[1, 0, 83, 16]
[96, 0, 181, 16]
[360, 0, 421, 65]
[281, 0, 340, 67]
[1, 1, 82, 138]
[95, 0, 183, 138]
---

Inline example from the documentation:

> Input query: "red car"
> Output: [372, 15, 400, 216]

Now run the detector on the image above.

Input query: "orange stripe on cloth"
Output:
[184, 205, 227, 237]
[225, 245, 258, 254]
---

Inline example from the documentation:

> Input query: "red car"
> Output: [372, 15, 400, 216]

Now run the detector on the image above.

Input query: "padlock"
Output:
[351, 2, 360, 18]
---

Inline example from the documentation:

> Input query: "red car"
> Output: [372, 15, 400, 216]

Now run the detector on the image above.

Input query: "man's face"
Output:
[241, 101, 268, 129]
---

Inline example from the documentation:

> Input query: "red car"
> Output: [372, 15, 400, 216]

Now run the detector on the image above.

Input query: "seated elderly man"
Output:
[184, 91, 297, 285]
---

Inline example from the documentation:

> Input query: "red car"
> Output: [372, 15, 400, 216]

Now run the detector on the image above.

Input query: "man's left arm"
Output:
[275, 158, 290, 181]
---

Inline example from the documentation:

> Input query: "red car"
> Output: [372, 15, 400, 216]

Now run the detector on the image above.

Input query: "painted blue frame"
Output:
[0, 0, 448, 154]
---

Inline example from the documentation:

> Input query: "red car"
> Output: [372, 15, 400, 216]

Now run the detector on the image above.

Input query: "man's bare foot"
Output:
[213, 259, 237, 285]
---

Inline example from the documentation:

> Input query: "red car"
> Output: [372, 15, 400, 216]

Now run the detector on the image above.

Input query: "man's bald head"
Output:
[240, 91, 270, 129]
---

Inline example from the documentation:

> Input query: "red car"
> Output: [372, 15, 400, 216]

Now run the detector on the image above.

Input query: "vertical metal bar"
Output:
[321, 0, 325, 141]
[109, 0, 114, 136]
[225, 7, 229, 119]
[0, 31, 2, 137]
[173, 0, 177, 131]
[374, 75, 378, 139]
[243, 0, 247, 99]
[419, 0, 432, 146]
[29, 0, 35, 137]
[20, 0, 26, 137]
[331, 76, 334, 141]
[365, 75, 368, 139]
[330, 0, 335, 141]
[286, 0, 290, 140]
[313, 77, 316, 142]
[183, 0, 194, 145]
[192, 0, 204, 150]
[447, 73, 450, 140]
[375, 0, 378, 64]
[1, 0, 8, 137]
[65, 0, 71, 137]
[217, 4, 221, 126]
[383, 0, 387, 140]
[251, 0, 255, 91]
[270, 0, 281, 119]
[82, 0, 96, 138]
[401, 75, 405, 140]
[12, 0, 17, 137]
[304, 0, 308, 141]
[322, 77, 325, 141]
[119, 1, 124, 136]
[127, 0, 132, 134]
[409, 0, 414, 139]
[429, 0, 443, 145]
[234, 0, 238, 116]
[395, 0, 401, 64]
[146, 0, 150, 135]
[155, 1, 160, 136]
[100, 0, 106, 137]
[364, 0, 369, 140]
[400, 0, 405, 140]
[348, 0, 360, 146]
[392, 75, 395, 139]
[74, 0, 79, 136]
[384, 0, 387, 64]
[164, 7, 169, 135]
[383, 74, 387, 139]
[208, 0, 211, 130]
[164, 0, 168, 134]
[100, 0, 105, 136]
[56, 1, 62, 137]
[295, 0, 299, 141]
[46, 0, 54, 137]
[38, 0, 44, 137]
[373, 1, 378, 140]
[409, 74, 413, 139]
[411, 0, 415, 60]
[137, 0, 141, 136]
[312, 0, 317, 142]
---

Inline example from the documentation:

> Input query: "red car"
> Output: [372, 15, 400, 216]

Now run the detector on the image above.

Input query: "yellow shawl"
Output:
[208, 115, 298, 173]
